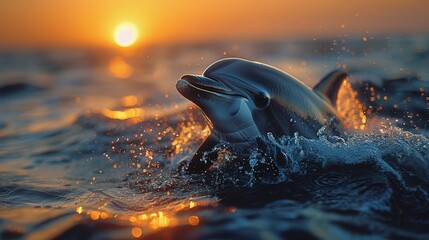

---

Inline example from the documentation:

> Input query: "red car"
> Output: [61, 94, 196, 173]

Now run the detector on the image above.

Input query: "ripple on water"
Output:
[1, 43, 429, 239]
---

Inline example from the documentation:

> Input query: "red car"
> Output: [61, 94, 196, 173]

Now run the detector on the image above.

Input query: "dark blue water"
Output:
[0, 37, 428, 239]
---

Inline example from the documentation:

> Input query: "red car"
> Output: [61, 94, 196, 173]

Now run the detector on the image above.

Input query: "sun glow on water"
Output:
[114, 22, 138, 47]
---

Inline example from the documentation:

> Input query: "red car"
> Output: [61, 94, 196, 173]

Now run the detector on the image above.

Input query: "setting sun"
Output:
[114, 22, 138, 47]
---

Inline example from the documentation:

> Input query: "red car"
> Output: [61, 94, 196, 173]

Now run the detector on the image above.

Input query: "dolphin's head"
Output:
[176, 58, 273, 142]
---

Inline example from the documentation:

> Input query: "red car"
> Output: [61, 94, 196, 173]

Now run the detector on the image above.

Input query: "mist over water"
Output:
[0, 37, 428, 239]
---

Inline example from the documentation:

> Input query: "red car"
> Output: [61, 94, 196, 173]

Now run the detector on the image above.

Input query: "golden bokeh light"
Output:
[108, 56, 133, 79]
[80, 199, 218, 238]
[188, 216, 200, 226]
[76, 206, 83, 214]
[90, 210, 100, 220]
[102, 107, 144, 120]
[114, 22, 138, 47]
[131, 227, 143, 238]
[121, 95, 138, 107]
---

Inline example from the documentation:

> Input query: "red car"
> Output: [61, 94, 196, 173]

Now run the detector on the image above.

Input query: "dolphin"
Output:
[176, 58, 348, 173]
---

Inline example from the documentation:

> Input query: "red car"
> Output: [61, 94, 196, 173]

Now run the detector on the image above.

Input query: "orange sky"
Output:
[1, 0, 428, 49]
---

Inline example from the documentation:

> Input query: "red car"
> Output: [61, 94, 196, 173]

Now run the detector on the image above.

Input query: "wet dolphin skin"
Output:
[176, 58, 348, 173]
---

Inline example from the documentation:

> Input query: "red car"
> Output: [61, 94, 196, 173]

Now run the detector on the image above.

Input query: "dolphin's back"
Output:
[248, 62, 343, 138]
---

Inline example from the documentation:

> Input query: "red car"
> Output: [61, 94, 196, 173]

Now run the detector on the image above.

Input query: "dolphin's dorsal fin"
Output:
[313, 70, 348, 107]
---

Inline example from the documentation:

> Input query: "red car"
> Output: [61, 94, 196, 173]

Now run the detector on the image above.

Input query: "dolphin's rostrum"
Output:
[176, 58, 348, 173]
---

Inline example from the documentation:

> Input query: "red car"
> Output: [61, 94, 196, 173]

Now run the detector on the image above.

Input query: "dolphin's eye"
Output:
[254, 93, 270, 108]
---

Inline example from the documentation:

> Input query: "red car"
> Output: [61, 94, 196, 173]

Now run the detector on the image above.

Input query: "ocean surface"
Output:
[0, 36, 428, 239]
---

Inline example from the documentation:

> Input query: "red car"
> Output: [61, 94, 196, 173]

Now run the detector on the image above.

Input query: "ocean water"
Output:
[0, 37, 428, 239]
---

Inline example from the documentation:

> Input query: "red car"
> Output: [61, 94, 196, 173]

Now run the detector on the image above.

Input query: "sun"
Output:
[114, 22, 138, 47]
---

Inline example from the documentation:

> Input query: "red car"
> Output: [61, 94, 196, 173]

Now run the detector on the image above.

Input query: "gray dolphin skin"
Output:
[176, 58, 348, 173]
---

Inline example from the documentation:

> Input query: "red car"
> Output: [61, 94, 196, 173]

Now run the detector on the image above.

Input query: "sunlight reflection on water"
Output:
[108, 56, 133, 79]
[0, 38, 428, 239]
